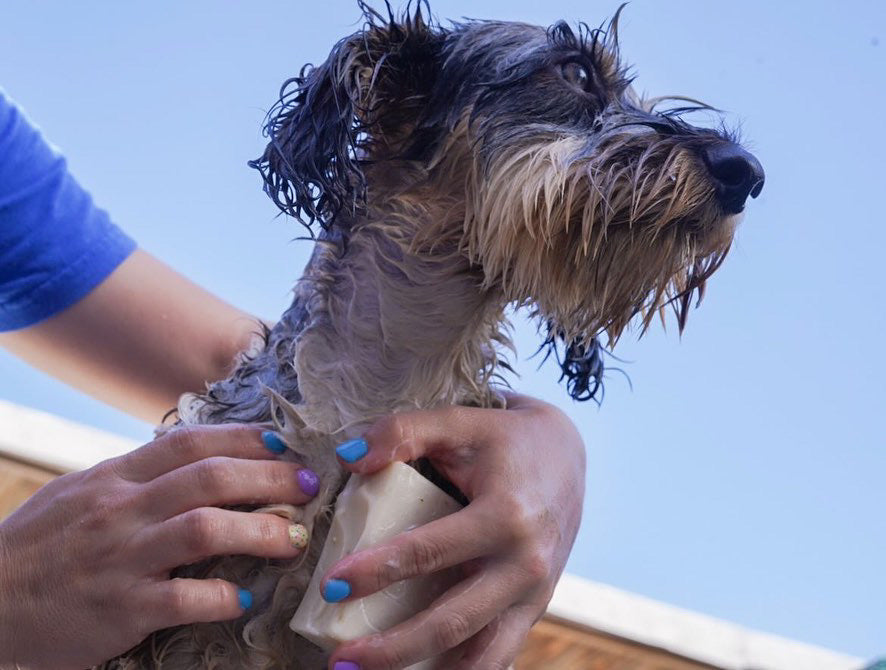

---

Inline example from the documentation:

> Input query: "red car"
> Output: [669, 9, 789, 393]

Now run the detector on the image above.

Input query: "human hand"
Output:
[0, 424, 320, 670]
[322, 394, 586, 670]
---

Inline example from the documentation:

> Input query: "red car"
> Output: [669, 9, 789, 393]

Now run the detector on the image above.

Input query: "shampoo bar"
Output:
[290, 462, 463, 668]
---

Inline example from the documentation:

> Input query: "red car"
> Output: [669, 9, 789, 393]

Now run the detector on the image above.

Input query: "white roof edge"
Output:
[548, 573, 865, 670]
[0, 399, 140, 472]
[0, 400, 869, 670]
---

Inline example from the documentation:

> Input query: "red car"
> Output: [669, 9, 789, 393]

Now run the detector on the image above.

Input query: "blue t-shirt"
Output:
[0, 91, 136, 331]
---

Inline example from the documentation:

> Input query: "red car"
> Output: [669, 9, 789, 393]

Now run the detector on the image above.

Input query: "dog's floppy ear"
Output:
[249, 2, 441, 233]
[558, 337, 605, 402]
[540, 328, 607, 402]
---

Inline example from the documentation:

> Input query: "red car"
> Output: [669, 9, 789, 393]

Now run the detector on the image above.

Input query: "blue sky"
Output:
[1, 0, 883, 660]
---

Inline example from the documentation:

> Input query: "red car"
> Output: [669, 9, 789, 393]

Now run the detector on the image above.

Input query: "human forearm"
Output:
[0, 250, 262, 422]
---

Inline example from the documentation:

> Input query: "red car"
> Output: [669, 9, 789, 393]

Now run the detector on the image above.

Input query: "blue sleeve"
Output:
[0, 90, 136, 332]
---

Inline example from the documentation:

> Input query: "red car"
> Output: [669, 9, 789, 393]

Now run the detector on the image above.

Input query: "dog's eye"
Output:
[560, 61, 592, 91]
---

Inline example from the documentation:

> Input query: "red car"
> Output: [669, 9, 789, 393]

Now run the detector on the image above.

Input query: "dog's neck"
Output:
[289, 208, 507, 436]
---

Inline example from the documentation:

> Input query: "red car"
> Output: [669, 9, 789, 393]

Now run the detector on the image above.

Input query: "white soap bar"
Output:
[290, 462, 463, 669]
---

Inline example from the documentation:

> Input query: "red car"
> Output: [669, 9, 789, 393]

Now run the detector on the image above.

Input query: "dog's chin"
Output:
[716, 211, 744, 235]
[697, 211, 742, 255]
[674, 207, 741, 258]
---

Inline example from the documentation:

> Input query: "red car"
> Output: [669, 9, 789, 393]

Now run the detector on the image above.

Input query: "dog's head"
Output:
[250, 1, 764, 400]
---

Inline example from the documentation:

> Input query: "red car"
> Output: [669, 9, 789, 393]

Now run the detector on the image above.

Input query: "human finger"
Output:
[319, 504, 505, 602]
[333, 406, 499, 476]
[141, 457, 320, 520]
[133, 508, 310, 573]
[450, 605, 539, 670]
[113, 424, 285, 482]
[329, 561, 532, 670]
[140, 578, 254, 631]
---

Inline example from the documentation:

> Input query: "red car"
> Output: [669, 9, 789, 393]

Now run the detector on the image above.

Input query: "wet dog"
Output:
[102, 3, 763, 668]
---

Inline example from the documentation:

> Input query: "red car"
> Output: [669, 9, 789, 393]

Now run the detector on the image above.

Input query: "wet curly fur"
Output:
[99, 3, 762, 668]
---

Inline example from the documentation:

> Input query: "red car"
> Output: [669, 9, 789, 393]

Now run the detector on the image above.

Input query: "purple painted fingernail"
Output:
[333, 662, 360, 670]
[297, 468, 320, 497]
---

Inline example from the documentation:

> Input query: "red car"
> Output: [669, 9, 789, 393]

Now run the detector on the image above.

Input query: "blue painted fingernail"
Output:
[262, 431, 287, 455]
[323, 578, 351, 603]
[297, 468, 320, 497]
[238, 588, 253, 610]
[334, 662, 360, 670]
[335, 438, 368, 463]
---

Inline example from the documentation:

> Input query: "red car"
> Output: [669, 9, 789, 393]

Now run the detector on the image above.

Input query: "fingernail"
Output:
[334, 662, 360, 670]
[335, 438, 368, 463]
[323, 578, 351, 603]
[262, 431, 286, 455]
[297, 468, 320, 497]
[288, 523, 309, 549]
[238, 588, 253, 610]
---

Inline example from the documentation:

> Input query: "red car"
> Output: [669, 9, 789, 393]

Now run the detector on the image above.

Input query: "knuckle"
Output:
[160, 578, 230, 624]
[163, 580, 193, 623]
[501, 498, 535, 544]
[370, 412, 415, 457]
[522, 546, 552, 583]
[172, 425, 208, 460]
[231, 423, 261, 443]
[104, 455, 135, 482]
[368, 636, 407, 670]
[81, 486, 130, 531]
[194, 457, 236, 495]
[373, 554, 401, 590]
[204, 578, 232, 610]
[83, 459, 115, 482]
[372, 413, 404, 446]
[253, 515, 279, 546]
[433, 611, 473, 650]
[181, 508, 222, 555]
[38, 469, 84, 503]
[405, 536, 448, 576]
[367, 547, 407, 591]
[263, 462, 292, 493]
[29, 473, 66, 502]
[79, 460, 125, 494]
[98, 488, 128, 515]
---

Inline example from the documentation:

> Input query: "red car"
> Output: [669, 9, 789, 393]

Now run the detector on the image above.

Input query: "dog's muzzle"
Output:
[702, 143, 765, 214]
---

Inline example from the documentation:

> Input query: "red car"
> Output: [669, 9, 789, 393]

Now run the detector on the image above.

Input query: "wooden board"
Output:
[0, 455, 55, 519]
[516, 618, 720, 670]
[0, 462, 720, 670]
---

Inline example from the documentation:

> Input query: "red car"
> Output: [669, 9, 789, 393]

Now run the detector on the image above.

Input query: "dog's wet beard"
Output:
[459, 116, 733, 358]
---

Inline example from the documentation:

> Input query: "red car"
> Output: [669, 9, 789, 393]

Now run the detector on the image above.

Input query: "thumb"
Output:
[333, 406, 495, 476]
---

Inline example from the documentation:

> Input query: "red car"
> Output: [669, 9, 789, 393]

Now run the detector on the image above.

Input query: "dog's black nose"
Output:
[702, 144, 765, 214]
